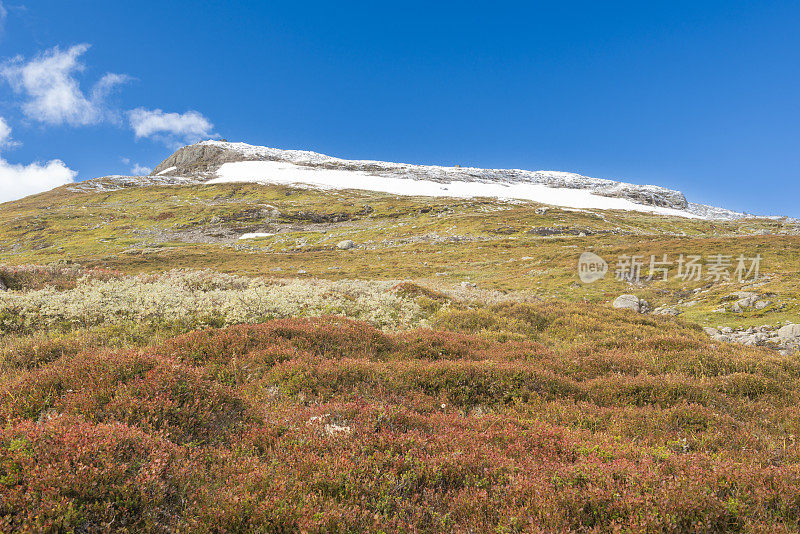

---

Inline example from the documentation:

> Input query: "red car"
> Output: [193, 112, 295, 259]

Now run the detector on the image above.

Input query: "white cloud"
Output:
[121, 157, 151, 175]
[1, 44, 128, 126]
[127, 107, 216, 148]
[0, 157, 76, 203]
[0, 116, 77, 203]
[0, 116, 11, 147]
[131, 163, 151, 175]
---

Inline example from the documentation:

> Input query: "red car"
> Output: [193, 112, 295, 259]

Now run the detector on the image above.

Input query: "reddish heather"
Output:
[2, 312, 800, 532]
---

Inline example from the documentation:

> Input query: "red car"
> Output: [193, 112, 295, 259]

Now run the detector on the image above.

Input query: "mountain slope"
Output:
[146, 140, 745, 219]
[2, 142, 800, 532]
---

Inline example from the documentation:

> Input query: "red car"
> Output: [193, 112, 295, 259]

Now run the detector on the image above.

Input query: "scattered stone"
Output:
[612, 294, 651, 313]
[528, 226, 595, 237]
[337, 239, 355, 250]
[727, 292, 774, 314]
[460, 281, 477, 288]
[703, 327, 720, 336]
[653, 307, 682, 316]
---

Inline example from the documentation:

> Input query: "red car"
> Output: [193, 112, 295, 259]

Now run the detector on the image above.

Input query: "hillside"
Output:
[1, 145, 800, 531]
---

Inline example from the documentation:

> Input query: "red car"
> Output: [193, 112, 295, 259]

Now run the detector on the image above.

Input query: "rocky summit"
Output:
[130, 140, 750, 219]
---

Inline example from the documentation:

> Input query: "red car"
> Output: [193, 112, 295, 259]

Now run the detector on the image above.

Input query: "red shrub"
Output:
[0, 416, 190, 532]
[159, 316, 395, 364]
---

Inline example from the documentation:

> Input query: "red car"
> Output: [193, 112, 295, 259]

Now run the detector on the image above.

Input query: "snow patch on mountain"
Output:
[207, 160, 702, 218]
[148, 140, 754, 220]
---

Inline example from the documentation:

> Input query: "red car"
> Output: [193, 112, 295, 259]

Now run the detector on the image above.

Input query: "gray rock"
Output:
[0, 278, 6, 291]
[777, 324, 800, 342]
[738, 296, 758, 308]
[735, 335, 758, 346]
[703, 327, 720, 336]
[612, 294, 651, 313]
[653, 307, 682, 316]
[754, 300, 772, 311]
[337, 240, 355, 250]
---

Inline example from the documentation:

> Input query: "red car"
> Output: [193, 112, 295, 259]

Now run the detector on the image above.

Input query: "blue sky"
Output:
[0, 1, 798, 215]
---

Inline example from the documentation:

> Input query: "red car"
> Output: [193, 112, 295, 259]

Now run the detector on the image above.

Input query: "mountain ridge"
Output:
[144, 140, 749, 220]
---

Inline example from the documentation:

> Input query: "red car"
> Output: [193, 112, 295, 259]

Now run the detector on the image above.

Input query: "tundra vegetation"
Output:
[0, 183, 799, 531]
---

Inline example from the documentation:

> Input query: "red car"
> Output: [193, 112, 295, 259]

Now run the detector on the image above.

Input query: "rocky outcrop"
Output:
[593, 183, 688, 209]
[151, 143, 248, 177]
[66, 174, 201, 193]
[612, 294, 651, 313]
[150, 141, 693, 210]
[703, 324, 799, 354]
[726, 291, 775, 313]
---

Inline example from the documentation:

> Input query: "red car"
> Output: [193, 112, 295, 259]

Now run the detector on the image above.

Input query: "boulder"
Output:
[777, 324, 800, 342]
[337, 240, 355, 250]
[612, 294, 650, 313]
[754, 300, 772, 311]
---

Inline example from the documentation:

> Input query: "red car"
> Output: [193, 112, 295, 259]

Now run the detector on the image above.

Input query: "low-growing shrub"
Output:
[1, 278, 800, 531]
[0, 416, 190, 532]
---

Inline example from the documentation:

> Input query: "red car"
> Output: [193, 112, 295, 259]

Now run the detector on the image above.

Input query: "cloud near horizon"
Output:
[0, 117, 77, 203]
[127, 107, 216, 148]
[0, 41, 216, 196]
[1, 44, 129, 127]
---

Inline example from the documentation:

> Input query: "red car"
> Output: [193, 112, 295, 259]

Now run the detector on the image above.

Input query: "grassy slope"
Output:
[0, 181, 798, 328]
[2, 183, 800, 530]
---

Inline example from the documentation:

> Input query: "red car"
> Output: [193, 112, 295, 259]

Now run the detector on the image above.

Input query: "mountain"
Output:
[80, 140, 749, 219]
[3, 140, 800, 532]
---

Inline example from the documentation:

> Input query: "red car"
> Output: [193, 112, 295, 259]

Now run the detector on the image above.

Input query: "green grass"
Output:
[0, 181, 798, 330]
